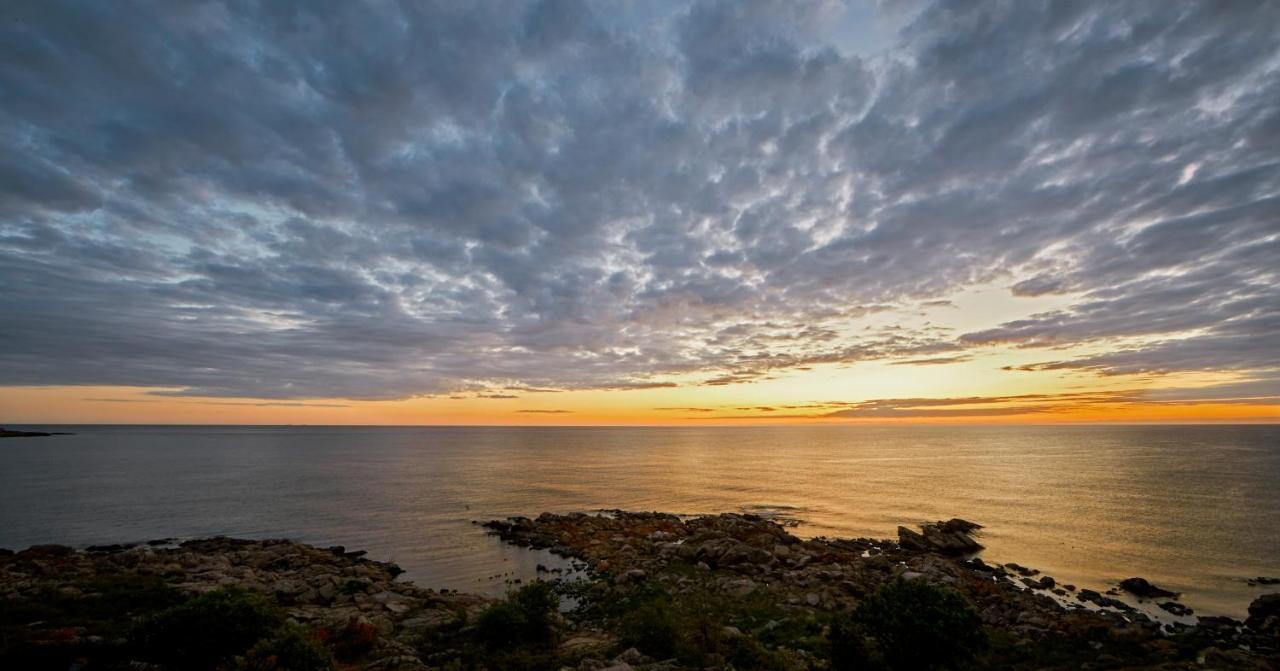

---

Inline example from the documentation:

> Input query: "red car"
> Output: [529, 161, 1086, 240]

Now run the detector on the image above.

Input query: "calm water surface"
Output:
[1, 424, 1276, 616]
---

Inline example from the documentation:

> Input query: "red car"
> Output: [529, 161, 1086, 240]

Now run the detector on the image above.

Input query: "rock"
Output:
[940, 518, 983, 533]
[1158, 601, 1194, 617]
[1078, 589, 1133, 612]
[560, 632, 616, 657]
[1005, 563, 1038, 576]
[399, 609, 456, 632]
[18, 544, 75, 559]
[724, 578, 756, 597]
[898, 521, 983, 554]
[896, 526, 929, 552]
[1197, 615, 1242, 630]
[1118, 577, 1178, 599]
[1021, 575, 1055, 590]
[1246, 593, 1280, 631]
[922, 525, 983, 553]
[1247, 576, 1280, 586]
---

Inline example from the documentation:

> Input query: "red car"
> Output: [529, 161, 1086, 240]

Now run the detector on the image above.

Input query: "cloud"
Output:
[596, 382, 680, 391]
[505, 386, 564, 393]
[0, 1, 1276, 401]
[1010, 275, 1069, 298]
[516, 409, 573, 414]
[889, 356, 972, 366]
[819, 391, 1141, 418]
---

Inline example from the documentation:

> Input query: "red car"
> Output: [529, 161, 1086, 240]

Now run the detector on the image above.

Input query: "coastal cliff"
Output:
[2, 512, 1276, 670]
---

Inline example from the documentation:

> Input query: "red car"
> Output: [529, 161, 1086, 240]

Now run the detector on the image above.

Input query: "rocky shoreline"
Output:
[2, 512, 1277, 669]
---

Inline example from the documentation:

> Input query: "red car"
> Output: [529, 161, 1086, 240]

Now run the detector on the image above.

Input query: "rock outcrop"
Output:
[896, 518, 984, 554]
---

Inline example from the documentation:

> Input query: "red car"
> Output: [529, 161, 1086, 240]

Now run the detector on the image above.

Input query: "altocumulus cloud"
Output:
[0, 1, 1276, 400]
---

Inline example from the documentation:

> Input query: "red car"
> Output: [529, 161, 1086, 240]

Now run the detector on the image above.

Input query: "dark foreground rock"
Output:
[3, 513, 1277, 670]
[0, 537, 488, 670]
[1250, 593, 1280, 634]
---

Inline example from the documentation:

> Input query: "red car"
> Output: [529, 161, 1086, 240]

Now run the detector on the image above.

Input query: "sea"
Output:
[1, 424, 1276, 617]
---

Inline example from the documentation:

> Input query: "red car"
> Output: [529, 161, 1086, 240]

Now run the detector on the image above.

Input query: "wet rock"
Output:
[1119, 577, 1178, 599]
[1021, 575, 1055, 590]
[1005, 562, 1038, 576]
[1078, 589, 1133, 612]
[1158, 601, 1194, 617]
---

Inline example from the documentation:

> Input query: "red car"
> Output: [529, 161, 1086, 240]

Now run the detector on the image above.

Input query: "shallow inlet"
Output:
[1, 424, 1276, 616]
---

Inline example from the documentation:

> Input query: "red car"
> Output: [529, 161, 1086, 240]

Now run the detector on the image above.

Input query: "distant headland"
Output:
[0, 427, 73, 438]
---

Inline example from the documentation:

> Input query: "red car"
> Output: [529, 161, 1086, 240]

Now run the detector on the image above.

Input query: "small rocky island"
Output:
[2, 512, 1277, 670]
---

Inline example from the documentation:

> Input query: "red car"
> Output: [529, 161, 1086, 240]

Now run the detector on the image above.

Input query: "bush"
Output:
[613, 584, 805, 669]
[240, 623, 334, 671]
[618, 599, 681, 659]
[131, 587, 285, 670]
[828, 618, 873, 671]
[317, 617, 377, 660]
[476, 581, 560, 649]
[840, 578, 986, 670]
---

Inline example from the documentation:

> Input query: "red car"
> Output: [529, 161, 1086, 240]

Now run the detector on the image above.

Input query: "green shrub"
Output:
[240, 623, 334, 671]
[618, 599, 681, 659]
[725, 634, 798, 670]
[131, 587, 285, 670]
[843, 578, 986, 670]
[476, 581, 560, 649]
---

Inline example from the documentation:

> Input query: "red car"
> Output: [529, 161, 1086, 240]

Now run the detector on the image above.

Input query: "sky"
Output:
[0, 0, 1277, 425]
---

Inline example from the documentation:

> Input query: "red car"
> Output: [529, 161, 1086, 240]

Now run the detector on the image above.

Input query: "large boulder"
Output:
[898, 520, 983, 554]
[897, 526, 929, 552]
[1118, 577, 1178, 599]
[1246, 593, 1280, 633]
[922, 525, 983, 553]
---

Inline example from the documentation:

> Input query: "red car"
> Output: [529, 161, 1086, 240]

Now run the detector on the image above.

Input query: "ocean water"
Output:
[0, 424, 1276, 617]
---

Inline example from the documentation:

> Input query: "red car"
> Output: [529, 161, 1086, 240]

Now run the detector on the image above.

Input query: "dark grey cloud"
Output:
[1, 1, 1276, 400]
